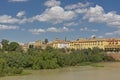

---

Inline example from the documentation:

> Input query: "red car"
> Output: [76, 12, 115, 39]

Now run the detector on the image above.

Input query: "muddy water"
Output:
[1, 62, 120, 80]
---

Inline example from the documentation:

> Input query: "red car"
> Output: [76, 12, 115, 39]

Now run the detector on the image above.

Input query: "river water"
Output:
[1, 62, 120, 80]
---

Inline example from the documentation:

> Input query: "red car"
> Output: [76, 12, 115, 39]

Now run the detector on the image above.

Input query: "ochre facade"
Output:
[70, 38, 120, 51]
[52, 38, 120, 51]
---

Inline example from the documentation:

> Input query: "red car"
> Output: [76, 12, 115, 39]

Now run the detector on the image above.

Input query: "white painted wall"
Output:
[58, 43, 70, 48]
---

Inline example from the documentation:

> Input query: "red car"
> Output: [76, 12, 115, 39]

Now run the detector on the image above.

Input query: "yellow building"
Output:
[104, 38, 120, 51]
[21, 44, 29, 52]
[20, 38, 120, 52]
[70, 38, 120, 51]
[34, 40, 42, 47]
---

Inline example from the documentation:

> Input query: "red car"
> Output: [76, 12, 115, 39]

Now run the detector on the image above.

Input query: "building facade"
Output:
[53, 38, 70, 49]
[20, 38, 120, 52]
[70, 38, 120, 51]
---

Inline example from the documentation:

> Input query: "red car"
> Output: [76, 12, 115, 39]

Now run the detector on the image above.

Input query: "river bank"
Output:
[1, 62, 120, 80]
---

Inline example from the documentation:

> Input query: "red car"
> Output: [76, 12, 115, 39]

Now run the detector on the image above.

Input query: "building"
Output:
[0, 43, 2, 49]
[70, 38, 105, 50]
[20, 38, 120, 52]
[104, 38, 120, 52]
[20, 43, 29, 52]
[34, 40, 42, 47]
[53, 38, 70, 49]
[70, 38, 120, 51]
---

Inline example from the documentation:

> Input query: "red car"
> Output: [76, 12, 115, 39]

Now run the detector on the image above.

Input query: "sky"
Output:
[0, 0, 120, 43]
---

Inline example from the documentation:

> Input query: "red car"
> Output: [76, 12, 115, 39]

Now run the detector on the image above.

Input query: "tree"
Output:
[9, 42, 21, 51]
[0, 58, 7, 76]
[45, 46, 54, 53]
[1, 39, 9, 51]
[44, 38, 48, 44]
[29, 45, 34, 48]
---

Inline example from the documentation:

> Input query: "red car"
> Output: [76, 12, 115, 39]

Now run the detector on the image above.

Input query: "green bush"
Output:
[0, 46, 115, 77]
[0, 58, 7, 77]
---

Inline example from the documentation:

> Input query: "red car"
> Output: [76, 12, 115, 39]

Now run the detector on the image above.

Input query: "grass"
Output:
[6, 70, 31, 77]
[90, 63, 104, 67]
[77, 62, 104, 67]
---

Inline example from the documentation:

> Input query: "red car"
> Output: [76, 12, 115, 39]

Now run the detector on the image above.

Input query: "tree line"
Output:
[0, 39, 114, 77]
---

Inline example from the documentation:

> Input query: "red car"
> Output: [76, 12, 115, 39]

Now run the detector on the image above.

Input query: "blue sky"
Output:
[0, 0, 120, 43]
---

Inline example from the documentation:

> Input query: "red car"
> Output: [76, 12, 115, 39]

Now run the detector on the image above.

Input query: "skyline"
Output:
[0, 0, 120, 43]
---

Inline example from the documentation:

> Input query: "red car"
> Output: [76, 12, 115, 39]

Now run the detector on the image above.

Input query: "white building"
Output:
[0, 43, 2, 49]
[58, 43, 70, 48]
[53, 38, 70, 49]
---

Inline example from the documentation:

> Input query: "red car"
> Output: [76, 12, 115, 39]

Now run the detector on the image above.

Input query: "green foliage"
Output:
[0, 58, 7, 76]
[1, 39, 23, 52]
[45, 46, 54, 53]
[44, 38, 49, 44]
[1, 39, 9, 51]
[39, 52, 59, 69]
[11, 67, 23, 74]
[9, 42, 22, 52]
[0, 46, 115, 77]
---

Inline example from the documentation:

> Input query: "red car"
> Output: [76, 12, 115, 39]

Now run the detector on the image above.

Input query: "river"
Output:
[1, 62, 120, 80]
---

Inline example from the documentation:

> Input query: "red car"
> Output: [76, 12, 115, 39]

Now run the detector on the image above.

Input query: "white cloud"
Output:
[0, 15, 19, 24]
[29, 28, 46, 35]
[83, 5, 105, 23]
[0, 24, 19, 30]
[4, 1, 120, 31]
[9, 0, 28, 2]
[80, 27, 98, 32]
[29, 27, 73, 35]
[65, 2, 90, 10]
[32, 6, 76, 24]
[0, 14, 29, 24]
[65, 2, 91, 14]
[47, 27, 59, 32]
[83, 5, 120, 28]
[16, 11, 25, 18]
[105, 30, 120, 36]
[44, 0, 61, 7]
[64, 22, 78, 27]
[75, 8, 88, 14]
[47, 27, 73, 32]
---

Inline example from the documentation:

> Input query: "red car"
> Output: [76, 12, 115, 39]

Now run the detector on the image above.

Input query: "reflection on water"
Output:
[1, 62, 120, 80]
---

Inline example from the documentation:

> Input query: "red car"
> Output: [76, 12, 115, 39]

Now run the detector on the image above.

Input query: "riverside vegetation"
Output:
[0, 39, 115, 77]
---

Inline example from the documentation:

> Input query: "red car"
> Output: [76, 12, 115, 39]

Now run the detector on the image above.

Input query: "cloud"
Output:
[32, 6, 76, 24]
[0, 24, 19, 30]
[29, 27, 73, 35]
[83, 5, 120, 28]
[44, 0, 61, 7]
[65, 2, 90, 10]
[0, 14, 29, 24]
[47, 27, 73, 32]
[47, 27, 59, 32]
[0, 7, 76, 24]
[64, 22, 78, 27]
[9, 0, 28, 2]
[80, 27, 98, 32]
[0, 15, 19, 24]
[75, 8, 88, 14]
[65, 2, 90, 14]
[16, 11, 26, 18]
[105, 30, 120, 36]
[4, 1, 120, 31]
[29, 29, 46, 35]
